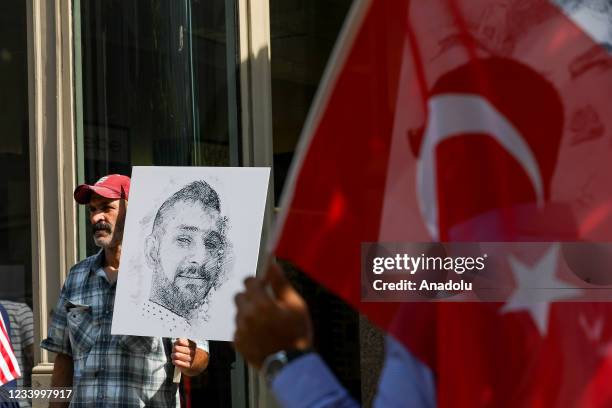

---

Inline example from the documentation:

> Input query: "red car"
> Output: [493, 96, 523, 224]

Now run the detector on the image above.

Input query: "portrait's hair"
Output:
[151, 180, 221, 237]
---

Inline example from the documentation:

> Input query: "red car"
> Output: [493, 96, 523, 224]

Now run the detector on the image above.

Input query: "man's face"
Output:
[89, 194, 127, 249]
[150, 201, 226, 314]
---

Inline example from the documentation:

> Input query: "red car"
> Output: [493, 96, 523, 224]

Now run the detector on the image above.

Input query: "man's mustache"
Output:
[93, 222, 112, 233]
[175, 263, 216, 280]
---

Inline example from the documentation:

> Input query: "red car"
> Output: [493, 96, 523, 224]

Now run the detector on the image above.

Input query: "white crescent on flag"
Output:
[417, 94, 545, 240]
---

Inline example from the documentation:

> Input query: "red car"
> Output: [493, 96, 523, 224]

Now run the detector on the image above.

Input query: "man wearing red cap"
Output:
[42, 174, 209, 407]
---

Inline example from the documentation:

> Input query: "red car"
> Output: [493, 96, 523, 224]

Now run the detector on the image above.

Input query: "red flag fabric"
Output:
[273, 0, 612, 406]
[0, 313, 20, 386]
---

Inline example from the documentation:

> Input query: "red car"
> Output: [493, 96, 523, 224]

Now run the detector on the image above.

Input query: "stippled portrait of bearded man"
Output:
[144, 180, 233, 329]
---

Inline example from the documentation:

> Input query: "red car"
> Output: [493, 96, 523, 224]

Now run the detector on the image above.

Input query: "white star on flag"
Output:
[501, 243, 582, 336]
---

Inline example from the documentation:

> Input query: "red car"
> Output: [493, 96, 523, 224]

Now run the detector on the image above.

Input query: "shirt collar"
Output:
[89, 250, 116, 286]
[143, 299, 192, 331]
[89, 249, 105, 275]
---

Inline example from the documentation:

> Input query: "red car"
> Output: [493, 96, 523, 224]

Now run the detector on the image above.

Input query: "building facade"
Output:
[1, 0, 383, 406]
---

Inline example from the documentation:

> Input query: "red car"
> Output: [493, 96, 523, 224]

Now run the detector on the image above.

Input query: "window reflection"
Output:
[270, 0, 352, 203]
[79, 0, 235, 181]
[0, 0, 33, 404]
[270, 0, 375, 403]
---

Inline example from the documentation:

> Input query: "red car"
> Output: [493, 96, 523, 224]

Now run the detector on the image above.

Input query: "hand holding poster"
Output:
[112, 166, 270, 341]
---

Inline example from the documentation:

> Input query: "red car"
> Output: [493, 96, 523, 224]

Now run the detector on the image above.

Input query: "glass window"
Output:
[270, 0, 352, 203]
[74, 0, 244, 406]
[0, 0, 35, 393]
[271, 0, 385, 405]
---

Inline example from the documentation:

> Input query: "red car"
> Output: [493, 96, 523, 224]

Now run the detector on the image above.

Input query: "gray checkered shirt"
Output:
[42, 251, 207, 407]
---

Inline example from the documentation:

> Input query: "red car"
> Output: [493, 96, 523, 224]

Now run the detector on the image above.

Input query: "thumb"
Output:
[264, 260, 293, 301]
[175, 338, 189, 347]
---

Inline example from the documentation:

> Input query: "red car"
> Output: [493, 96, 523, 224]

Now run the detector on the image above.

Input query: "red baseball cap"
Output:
[74, 174, 131, 204]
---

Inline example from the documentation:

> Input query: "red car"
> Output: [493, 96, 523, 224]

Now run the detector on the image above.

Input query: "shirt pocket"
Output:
[119, 335, 159, 356]
[65, 301, 98, 358]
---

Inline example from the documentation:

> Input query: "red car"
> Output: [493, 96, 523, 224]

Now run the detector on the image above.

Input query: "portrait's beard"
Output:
[149, 264, 222, 320]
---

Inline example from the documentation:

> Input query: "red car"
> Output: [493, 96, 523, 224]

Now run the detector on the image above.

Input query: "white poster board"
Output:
[112, 166, 270, 341]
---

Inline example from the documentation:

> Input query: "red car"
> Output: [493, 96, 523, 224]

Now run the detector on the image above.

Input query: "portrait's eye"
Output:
[175, 236, 193, 247]
[204, 234, 222, 251]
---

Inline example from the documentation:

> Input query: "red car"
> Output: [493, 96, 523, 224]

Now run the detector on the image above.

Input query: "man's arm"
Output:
[234, 261, 360, 407]
[271, 353, 359, 408]
[172, 338, 209, 376]
[233, 261, 313, 368]
[48, 353, 73, 408]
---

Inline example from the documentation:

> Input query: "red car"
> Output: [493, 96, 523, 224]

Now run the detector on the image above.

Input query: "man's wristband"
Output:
[261, 348, 313, 386]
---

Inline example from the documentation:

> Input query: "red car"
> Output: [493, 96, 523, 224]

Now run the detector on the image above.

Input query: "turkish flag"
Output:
[273, 0, 612, 406]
